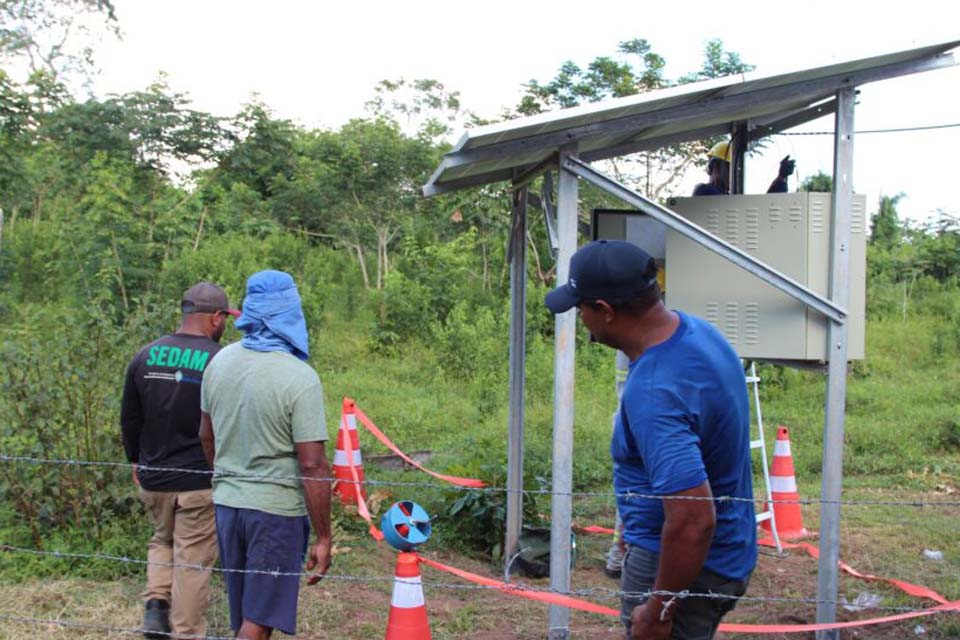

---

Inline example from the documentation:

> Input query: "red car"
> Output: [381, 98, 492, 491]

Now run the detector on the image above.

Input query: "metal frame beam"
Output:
[815, 87, 856, 640]
[561, 156, 846, 321]
[504, 182, 528, 578]
[423, 166, 521, 196]
[511, 153, 557, 192]
[748, 98, 838, 141]
[433, 54, 953, 174]
[548, 143, 578, 640]
[580, 122, 731, 163]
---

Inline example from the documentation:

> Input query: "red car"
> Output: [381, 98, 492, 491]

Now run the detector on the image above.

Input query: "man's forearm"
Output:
[653, 512, 714, 593]
[199, 412, 216, 468]
[301, 462, 332, 541]
[653, 482, 716, 594]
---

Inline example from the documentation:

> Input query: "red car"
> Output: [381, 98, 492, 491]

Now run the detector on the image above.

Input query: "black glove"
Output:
[778, 155, 796, 180]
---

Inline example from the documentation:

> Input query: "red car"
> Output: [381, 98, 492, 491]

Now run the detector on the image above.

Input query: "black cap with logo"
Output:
[545, 240, 658, 314]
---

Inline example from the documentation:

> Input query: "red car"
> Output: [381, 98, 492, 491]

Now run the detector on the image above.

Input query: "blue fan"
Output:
[381, 500, 432, 551]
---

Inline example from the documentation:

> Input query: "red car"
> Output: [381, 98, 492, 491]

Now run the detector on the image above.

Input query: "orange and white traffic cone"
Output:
[762, 426, 812, 540]
[333, 397, 367, 505]
[385, 552, 431, 640]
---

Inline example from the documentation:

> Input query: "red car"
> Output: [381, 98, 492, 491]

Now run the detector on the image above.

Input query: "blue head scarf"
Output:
[235, 270, 310, 361]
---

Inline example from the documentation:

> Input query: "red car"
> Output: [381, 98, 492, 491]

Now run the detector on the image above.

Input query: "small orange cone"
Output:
[333, 398, 367, 505]
[762, 426, 812, 540]
[385, 552, 431, 640]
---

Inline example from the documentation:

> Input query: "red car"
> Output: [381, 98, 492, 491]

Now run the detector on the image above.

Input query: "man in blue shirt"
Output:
[546, 240, 755, 640]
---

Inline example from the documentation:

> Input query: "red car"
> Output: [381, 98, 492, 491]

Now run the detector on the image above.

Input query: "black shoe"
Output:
[143, 599, 171, 639]
[604, 566, 622, 580]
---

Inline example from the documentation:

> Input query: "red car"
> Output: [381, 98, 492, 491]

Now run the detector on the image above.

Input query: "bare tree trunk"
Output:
[376, 234, 384, 290]
[375, 228, 393, 290]
[383, 232, 390, 280]
[110, 233, 129, 311]
[354, 244, 370, 289]
[527, 230, 554, 286]
[192, 206, 206, 251]
[33, 192, 43, 227]
[481, 241, 489, 291]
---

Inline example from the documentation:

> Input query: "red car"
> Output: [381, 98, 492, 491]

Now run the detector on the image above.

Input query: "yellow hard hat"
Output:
[708, 140, 732, 162]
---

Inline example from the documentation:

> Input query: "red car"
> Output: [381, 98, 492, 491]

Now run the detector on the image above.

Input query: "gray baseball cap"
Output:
[180, 282, 240, 317]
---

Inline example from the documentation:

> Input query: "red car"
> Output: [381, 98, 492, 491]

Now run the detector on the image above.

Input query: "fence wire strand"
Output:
[0, 543, 954, 614]
[2, 454, 959, 507]
[0, 612, 236, 639]
[775, 122, 960, 136]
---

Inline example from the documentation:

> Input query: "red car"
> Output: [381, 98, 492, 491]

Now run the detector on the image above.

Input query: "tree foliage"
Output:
[516, 38, 753, 200]
[800, 171, 833, 193]
[0, 0, 118, 87]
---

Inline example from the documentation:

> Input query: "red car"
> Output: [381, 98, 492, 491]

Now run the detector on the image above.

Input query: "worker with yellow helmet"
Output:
[692, 140, 795, 196]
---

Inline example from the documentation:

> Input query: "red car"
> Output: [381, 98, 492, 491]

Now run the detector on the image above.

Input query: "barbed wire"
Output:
[775, 123, 960, 136]
[0, 612, 236, 639]
[0, 543, 953, 613]
[3, 454, 959, 507]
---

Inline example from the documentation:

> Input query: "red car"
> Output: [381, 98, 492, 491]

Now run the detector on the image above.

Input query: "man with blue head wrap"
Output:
[234, 270, 311, 361]
[199, 270, 332, 639]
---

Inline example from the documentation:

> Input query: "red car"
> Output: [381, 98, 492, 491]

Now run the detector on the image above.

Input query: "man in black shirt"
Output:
[692, 140, 795, 196]
[121, 282, 239, 639]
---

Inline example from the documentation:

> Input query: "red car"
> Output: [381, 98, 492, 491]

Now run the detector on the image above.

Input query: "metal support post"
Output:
[815, 87, 856, 640]
[548, 143, 578, 640]
[731, 122, 748, 195]
[504, 184, 527, 578]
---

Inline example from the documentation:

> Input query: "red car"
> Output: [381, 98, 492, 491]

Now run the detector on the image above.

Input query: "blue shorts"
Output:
[215, 505, 310, 635]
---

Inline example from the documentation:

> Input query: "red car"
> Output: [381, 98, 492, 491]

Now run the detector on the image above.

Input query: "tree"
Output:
[800, 171, 833, 193]
[0, 0, 119, 88]
[916, 210, 960, 281]
[214, 101, 298, 200]
[516, 38, 666, 116]
[365, 77, 480, 143]
[263, 118, 439, 291]
[870, 193, 904, 249]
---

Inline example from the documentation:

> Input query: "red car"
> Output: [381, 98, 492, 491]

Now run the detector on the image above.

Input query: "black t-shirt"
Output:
[120, 333, 222, 491]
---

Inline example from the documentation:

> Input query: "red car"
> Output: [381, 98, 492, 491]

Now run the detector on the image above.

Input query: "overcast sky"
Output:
[92, 0, 959, 222]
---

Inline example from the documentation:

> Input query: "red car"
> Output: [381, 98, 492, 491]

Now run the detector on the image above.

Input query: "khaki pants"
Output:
[139, 488, 218, 638]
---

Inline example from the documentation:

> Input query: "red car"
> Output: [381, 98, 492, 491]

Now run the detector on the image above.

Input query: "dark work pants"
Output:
[620, 544, 749, 640]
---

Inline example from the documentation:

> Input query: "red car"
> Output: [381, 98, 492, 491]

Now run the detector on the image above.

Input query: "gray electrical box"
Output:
[593, 193, 866, 363]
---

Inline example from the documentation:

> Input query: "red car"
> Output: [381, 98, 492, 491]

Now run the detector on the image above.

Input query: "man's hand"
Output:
[630, 599, 673, 640]
[131, 464, 140, 487]
[778, 155, 796, 179]
[305, 537, 332, 585]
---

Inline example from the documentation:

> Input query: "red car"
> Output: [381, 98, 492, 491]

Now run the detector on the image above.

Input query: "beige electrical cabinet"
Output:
[663, 193, 866, 362]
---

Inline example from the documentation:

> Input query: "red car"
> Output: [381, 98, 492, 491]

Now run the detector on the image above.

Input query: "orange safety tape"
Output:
[417, 554, 960, 634]
[349, 399, 486, 488]
[417, 556, 620, 616]
[341, 412, 384, 541]
[719, 600, 960, 634]
[577, 525, 616, 535]
[579, 526, 950, 606]
[758, 537, 949, 605]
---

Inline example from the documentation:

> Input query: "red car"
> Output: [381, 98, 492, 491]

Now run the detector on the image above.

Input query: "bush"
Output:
[0, 305, 141, 545]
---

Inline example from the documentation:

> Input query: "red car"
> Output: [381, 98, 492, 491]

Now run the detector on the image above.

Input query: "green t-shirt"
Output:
[200, 343, 328, 516]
